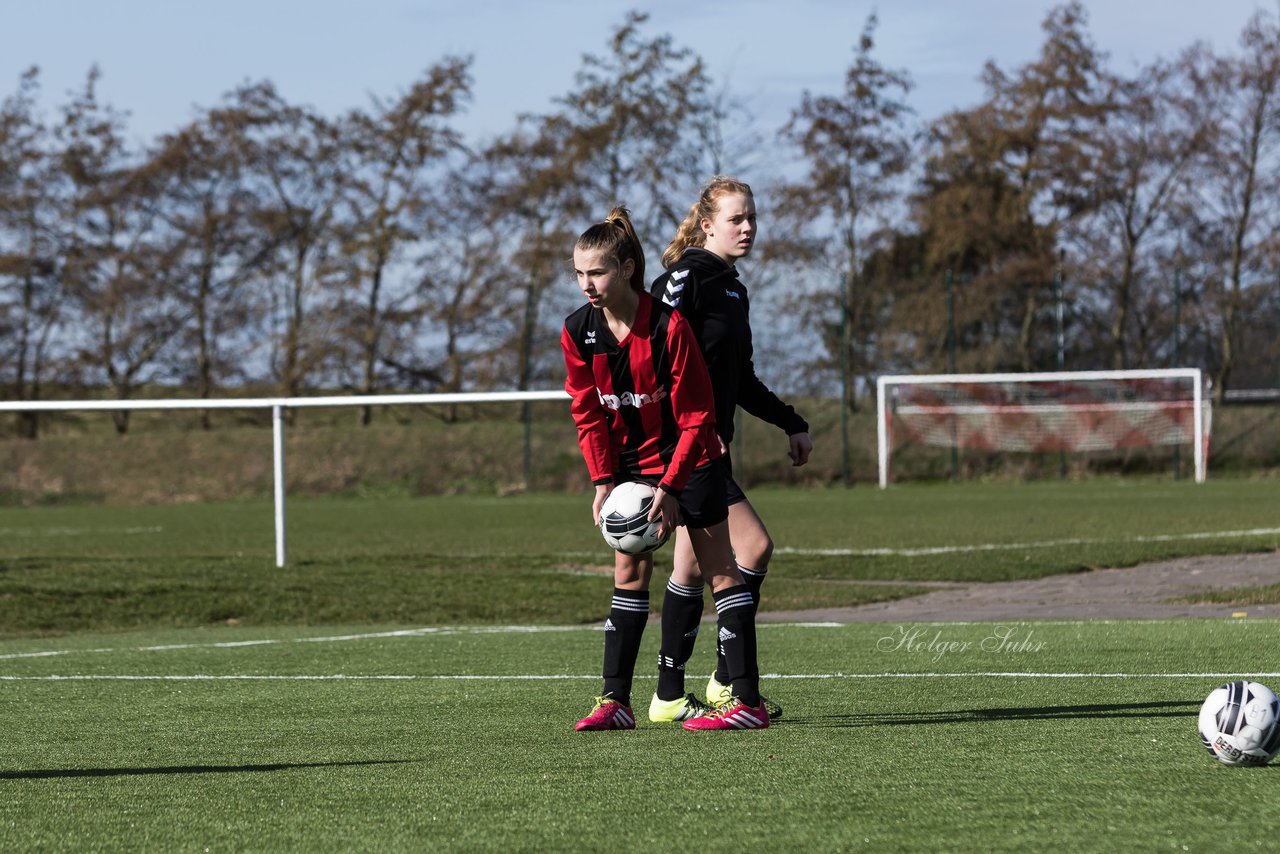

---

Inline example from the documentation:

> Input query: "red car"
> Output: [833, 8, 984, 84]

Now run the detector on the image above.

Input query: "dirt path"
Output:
[760, 549, 1280, 623]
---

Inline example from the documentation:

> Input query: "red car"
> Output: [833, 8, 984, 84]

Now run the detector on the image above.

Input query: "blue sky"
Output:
[3, 0, 1273, 145]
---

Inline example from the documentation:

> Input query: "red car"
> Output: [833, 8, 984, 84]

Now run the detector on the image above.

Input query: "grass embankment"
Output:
[2, 480, 1278, 637]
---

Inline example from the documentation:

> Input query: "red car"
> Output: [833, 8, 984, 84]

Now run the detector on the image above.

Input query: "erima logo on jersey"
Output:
[585, 330, 597, 344]
[598, 388, 668, 411]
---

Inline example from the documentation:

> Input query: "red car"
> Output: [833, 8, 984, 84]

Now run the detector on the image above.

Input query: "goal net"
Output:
[875, 369, 1211, 487]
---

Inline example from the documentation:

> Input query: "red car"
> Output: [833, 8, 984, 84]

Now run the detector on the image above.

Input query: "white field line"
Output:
[777, 526, 1280, 558]
[4, 671, 1280, 682]
[0, 526, 164, 537]
[3, 619, 1275, 663]
[0, 625, 596, 661]
[0, 622, 842, 663]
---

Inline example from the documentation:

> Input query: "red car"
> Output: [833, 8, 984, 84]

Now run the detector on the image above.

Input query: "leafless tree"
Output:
[232, 82, 343, 399]
[0, 68, 65, 437]
[1178, 11, 1280, 402]
[147, 97, 281, 426]
[1068, 55, 1207, 369]
[56, 68, 187, 433]
[773, 13, 914, 482]
[331, 58, 472, 424]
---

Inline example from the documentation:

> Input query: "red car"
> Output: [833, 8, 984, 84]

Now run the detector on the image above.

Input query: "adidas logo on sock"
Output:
[604, 619, 616, 632]
[718, 626, 737, 642]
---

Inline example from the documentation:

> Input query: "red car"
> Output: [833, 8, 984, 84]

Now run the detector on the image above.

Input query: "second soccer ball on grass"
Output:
[1198, 680, 1280, 766]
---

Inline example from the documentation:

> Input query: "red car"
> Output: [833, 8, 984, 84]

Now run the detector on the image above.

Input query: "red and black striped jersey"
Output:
[561, 292, 723, 494]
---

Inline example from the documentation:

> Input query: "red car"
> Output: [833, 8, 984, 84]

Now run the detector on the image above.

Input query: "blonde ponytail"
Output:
[661, 204, 705, 269]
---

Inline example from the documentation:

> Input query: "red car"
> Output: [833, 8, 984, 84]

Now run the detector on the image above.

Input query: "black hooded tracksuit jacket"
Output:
[650, 248, 808, 448]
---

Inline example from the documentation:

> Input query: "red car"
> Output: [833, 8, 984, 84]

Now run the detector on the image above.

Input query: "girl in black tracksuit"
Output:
[651, 246, 810, 450]
[648, 177, 812, 718]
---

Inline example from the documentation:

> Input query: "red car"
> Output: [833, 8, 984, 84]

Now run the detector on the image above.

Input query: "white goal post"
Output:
[875, 369, 1210, 488]
[0, 390, 571, 567]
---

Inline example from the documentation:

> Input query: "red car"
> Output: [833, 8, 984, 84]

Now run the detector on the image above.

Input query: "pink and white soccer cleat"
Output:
[575, 696, 636, 731]
[681, 698, 770, 731]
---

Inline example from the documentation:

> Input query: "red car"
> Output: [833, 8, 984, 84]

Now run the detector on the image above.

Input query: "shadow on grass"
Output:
[787, 699, 1200, 727]
[0, 758, 418, 780]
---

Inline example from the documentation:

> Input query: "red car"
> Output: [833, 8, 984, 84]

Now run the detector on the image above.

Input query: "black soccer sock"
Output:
[715, 564, 765, 684]
[713, 584, 760, 707]
[601, 588, 649, 707]
[739, 564, 767, 604]
[657, 579, 705, 701]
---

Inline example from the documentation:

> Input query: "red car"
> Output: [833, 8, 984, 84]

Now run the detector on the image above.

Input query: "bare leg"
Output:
[670, 498, 774, 584]
[725, 498, 773, 577]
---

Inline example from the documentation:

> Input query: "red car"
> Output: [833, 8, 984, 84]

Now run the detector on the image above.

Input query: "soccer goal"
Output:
[875, 368, 1211, 487]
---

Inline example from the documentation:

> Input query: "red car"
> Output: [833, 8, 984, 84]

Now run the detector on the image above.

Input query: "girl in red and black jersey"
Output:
[649, 177, 813, 719]
[563, 206, 768, 732]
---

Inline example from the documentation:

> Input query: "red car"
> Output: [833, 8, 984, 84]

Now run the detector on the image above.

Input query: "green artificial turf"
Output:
[2, 620, 1277, 851]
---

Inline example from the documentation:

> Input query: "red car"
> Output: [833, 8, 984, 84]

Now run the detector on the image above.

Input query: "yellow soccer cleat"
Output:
[649, 692, 717, 723]
[705, 674, 732, 707]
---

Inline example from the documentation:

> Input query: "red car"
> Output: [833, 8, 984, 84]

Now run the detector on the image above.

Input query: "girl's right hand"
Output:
[592, 483, 613, 526]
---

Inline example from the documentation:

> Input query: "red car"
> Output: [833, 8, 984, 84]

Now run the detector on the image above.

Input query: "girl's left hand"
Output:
[788, 431, 813, 466]
[647, 486, 680, 539]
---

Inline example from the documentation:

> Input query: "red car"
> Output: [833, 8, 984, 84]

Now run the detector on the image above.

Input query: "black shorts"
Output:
[718, 452, 748, 507]
[620, 462, 728, 530]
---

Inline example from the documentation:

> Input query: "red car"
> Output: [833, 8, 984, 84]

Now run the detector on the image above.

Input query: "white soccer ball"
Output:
[1198, 680, 1280, 766]
[598, 481, 669, 556]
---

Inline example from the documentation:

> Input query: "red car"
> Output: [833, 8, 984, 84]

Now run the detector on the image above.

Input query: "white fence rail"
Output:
[0, 391, 571, 566]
